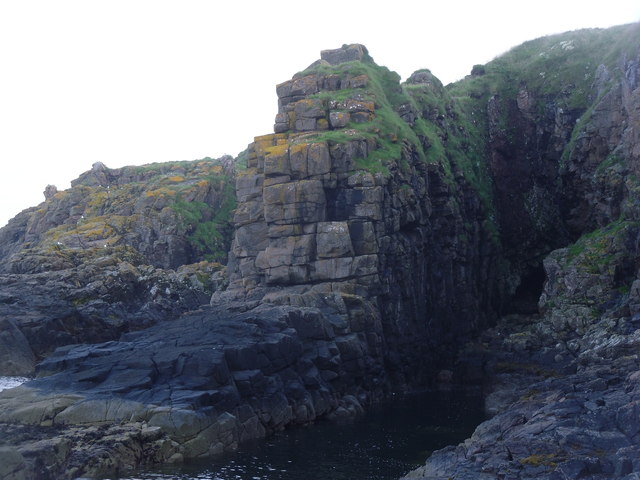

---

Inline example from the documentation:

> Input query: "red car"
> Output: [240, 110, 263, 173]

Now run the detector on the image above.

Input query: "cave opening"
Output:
[510, 263, 546, 314]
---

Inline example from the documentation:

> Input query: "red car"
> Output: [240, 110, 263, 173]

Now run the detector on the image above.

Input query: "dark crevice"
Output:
[509, 264, 546, 314]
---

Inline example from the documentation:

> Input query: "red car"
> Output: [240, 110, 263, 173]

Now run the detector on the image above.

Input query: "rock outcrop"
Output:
[217, 44, 504, 387]
[0, 157, 235, 374]
[403, 23, 640, 479]
[0, 44, 506, 478]
[1, 23, 640, 480]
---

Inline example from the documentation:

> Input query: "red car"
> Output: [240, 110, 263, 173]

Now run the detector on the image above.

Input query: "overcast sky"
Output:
[1, 1, 639, 228]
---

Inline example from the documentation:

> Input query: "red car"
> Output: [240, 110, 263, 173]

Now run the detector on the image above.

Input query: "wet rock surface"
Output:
[404, 231, 640, 479]
[0, 302, 381, 478]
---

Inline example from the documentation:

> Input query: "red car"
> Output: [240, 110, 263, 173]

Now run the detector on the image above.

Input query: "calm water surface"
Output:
[111, 389, 484, 480]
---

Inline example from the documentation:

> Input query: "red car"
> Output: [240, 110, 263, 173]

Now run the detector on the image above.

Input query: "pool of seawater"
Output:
[108, 389, 484, 480]
[0, 376, 30, 392]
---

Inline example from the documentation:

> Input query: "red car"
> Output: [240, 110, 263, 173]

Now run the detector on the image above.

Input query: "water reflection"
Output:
[112, 389, 483, 480]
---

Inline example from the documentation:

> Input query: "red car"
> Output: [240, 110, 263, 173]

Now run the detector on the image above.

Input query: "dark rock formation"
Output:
[403, 23, 640, 479]
[0, 157, 235, 374]
[1, 23, 640, 479]
[0, 44, 506, 478]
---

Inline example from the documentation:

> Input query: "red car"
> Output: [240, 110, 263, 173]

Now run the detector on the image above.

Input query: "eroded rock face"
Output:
[404, 229, 640, 479]
[0, 157, 235, 374]
[3, 27, 640, 478]
[404, 25, 640, 478]
[0, 44, 505, 477]
[0, 303, 380, 477]
[218, 46, 502, 386]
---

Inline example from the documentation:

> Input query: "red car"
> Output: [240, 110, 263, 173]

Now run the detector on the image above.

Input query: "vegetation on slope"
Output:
[8, 156, 238, 271]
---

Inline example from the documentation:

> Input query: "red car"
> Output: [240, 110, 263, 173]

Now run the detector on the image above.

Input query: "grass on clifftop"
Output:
[449, 24, 640, 111]
[295, 51, 500, 235]
[38, 156, 237, 265]
[298, 58, 425, 172]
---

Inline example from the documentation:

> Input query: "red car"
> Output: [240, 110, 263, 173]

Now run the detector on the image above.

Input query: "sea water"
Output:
[0, 376, 29, 392]
[110, 389, 484, 480]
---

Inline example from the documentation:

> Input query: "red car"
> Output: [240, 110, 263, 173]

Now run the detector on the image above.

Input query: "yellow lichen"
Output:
[265, 143, 289, 157]
[53, 191, 69, 200]
[519, 453, 560, 467]
[145, 187, 177, 198]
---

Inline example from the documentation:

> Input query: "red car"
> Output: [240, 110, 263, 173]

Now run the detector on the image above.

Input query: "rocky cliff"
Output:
[0, 157, 235, 375]
[404, 23, 640, 479]
[1, 23, 640, 480]
[215, 43, 505, 386]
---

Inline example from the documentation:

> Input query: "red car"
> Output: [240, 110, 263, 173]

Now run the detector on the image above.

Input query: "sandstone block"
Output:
[294, 98, 325, 119]
[329, 111, 350, 128]
[329, 140, 371, 174]
[295, 118, 317, 131]
[347, 172, 376, 187]
[235, 174, 263, 203]
[233, 199, 263, 226]
[285, 308, 335, 340]
[270, 224, 316, 240]
[354, 201, 383, 221]
[322, 74, 342, 90]
[351, 111, 373, 123]
[274, 122, 289, 134]
[264, 149, 290, 177]
[320, 44, 367, 65]
[307, 142, 331, 176]
[274, 112, 289, 134]
[266, 265, 309, 284]
[263, 175, 291, 187]
[351, 254, 378, 277]
[316, 222, 354, 258]
[348, 221, 378, 255]
[342, 74, 369, 89]
[344, 99, 375, 113]
[276, 80, 292, 99]
[262, 234, 316, 268]
[263, 180, 326, 225]
[234, 223, 268, 257]
[311, 257, 354, 281]
[289, 75, 319, 97]
[289, 143, 309, 179]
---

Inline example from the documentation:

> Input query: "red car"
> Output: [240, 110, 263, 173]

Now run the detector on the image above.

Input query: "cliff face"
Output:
[0, 157, 235, 374]
[455, 25, 640, 296]
[216, 44, 504, 385]
[405, 24, 640, 479]
[1, 24, 640, 479]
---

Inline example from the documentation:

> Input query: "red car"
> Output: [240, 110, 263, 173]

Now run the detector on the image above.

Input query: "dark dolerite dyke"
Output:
[1, 22, 640, 480]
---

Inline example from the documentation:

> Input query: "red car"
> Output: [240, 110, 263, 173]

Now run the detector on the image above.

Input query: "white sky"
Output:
[1, 1, 639, 228]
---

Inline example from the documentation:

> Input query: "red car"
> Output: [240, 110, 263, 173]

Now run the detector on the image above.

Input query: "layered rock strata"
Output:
[217, 43, 501, 386]
[0, 157, 234, 375]
[0, 45, 503, 478]
[404, 24, 640, 479]
[2, 25, 640, 479]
